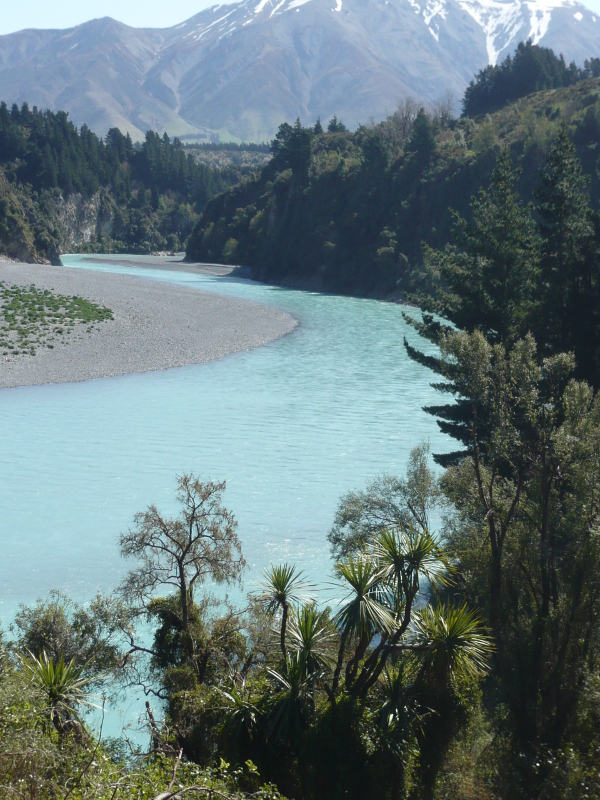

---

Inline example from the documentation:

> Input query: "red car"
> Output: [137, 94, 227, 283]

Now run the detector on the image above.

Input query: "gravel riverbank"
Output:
[0, 260, 297, 389]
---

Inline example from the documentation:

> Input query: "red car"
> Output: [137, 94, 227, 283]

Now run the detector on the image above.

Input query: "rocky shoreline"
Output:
[0, 260, 297, 389]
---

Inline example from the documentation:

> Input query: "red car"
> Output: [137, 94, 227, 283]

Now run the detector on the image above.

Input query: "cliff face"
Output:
[56, 193, 118, 251]
[0, 174, 47, 263]
[0, 179, 117, 264]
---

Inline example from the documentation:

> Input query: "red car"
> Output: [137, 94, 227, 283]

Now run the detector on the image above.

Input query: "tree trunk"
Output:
[280, 602, 289, 661]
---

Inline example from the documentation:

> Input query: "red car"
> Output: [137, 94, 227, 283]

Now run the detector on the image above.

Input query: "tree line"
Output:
[0, 103, 244, 260]
[463, 41, 600, 118]
[186, 44, 600, 299]
[0, 102, 228, 204]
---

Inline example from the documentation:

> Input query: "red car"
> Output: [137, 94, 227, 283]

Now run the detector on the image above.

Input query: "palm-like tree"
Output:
[22, 650, 97, 737]
[373, 526, 449, 601]
[412, 602, 493, 686]
[267, 652, 313, 740]
[220, 679, 261, 750]
[287, 604, 333, 680]
[259, 564, 310, 659]
[332, 557, 395, 692]
[349, 526, 451, 697]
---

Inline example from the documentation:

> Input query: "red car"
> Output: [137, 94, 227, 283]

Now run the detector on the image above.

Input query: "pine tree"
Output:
[406, 108, 436, 163]
[534, 127, 599, 381]
[404, 150, 541, 465]
[327, 115, 346, 133]
[420, 149, 540, 343]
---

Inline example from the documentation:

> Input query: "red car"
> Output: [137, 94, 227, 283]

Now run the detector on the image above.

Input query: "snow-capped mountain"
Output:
[0, 0, 598, 141]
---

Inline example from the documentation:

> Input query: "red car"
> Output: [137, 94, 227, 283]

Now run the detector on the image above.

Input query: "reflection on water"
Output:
[0, 255, 449, 736]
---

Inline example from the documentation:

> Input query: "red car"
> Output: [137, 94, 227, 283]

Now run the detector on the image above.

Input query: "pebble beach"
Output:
[0, 259, 297, 389]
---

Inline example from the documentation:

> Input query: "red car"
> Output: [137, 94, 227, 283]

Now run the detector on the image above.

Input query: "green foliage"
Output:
[462, 41, 599, 117]
[0, 282, 112, 356]
[0, 102, 250, 262]
[329, 443, 439, 559]
[534, 126, 600, 378]
[408, 129, 600, 401]
[412, 603, 493, 685]
[14, 591, 126, 678]
[119, 475, 245, 681]
[418, 148, 541, 344]
[21, 650, 97, 736]
[187, 56, 600, 306]
[406, 108, 437, 163]
[403, 324, 600, 796]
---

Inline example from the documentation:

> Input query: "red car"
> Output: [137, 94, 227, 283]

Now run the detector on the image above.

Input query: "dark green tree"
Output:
[421, 149, 541, 344]
[327, 115, 347, 133]
[534, 126, 600, 383]
[406, 108, 436, 163]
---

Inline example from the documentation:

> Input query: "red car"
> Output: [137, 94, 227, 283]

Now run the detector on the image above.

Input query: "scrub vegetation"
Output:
[0, 283, 112, 356]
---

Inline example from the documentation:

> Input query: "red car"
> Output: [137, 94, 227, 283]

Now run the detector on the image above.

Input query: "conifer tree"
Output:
[327, 115, 346, 133]
[406, 108, 436, 163]
[404, 150, 540, 464]
[534, 127, 600, 382]
[420, 149, 540, 344]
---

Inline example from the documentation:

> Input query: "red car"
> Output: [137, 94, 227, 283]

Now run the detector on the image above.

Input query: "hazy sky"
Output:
[1, 0, 600, 34]
[0, 0, 219, 34]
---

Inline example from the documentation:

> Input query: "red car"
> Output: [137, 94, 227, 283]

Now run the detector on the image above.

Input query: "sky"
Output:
[1, 0, 600, 34]
[0, 0, 224, 35]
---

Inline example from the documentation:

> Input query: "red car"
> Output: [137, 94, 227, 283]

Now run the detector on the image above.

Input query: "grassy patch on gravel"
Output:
[0, 282, 113, 356]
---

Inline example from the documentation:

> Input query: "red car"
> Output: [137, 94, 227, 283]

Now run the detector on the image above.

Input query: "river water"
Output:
[0, 255, 449, 733]
[0, 254, 451, 616]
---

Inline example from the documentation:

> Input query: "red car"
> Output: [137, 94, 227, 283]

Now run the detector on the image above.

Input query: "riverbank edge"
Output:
[0, 259, 297, 390]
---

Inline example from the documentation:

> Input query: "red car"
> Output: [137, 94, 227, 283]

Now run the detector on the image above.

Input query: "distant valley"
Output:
[0, 0, 599, 141]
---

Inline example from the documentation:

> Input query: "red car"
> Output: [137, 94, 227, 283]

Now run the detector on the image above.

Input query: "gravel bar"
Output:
[0, 261, 297, 389]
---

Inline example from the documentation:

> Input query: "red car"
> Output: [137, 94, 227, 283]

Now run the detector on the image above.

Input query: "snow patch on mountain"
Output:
[181, 0, 594, 64]
[1, 0, 598, 142]
[288, 0, 315, 10]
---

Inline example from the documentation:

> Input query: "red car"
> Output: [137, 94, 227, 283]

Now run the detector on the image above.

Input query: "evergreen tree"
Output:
[534, 126, 599, 383]
[463, 41, 583, 117]
[327, 115, 347, 133]
[431, 331, 600, 797]
[406, 108, 436, 162]
[287, 118, 312, 180]
[421, 149, 540, 344]
[313, 117, 323, 135]
[270, 119, 312, 180]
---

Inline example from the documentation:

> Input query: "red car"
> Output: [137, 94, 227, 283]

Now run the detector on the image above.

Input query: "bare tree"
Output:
[430, 90, 457, 130]
[119, 475, 246, 669]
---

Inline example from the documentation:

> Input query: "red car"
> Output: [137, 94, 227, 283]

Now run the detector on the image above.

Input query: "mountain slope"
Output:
[0, 0, 599, 141]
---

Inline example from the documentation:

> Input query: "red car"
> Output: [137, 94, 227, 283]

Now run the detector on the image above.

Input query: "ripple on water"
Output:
[0, 256, 450, 610]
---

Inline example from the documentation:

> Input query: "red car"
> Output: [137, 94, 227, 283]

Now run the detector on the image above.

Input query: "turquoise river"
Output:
[0, 255, 450, 734]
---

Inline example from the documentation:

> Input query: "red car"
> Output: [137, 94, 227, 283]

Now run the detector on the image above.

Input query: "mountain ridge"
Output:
[0, 0, 599, 141]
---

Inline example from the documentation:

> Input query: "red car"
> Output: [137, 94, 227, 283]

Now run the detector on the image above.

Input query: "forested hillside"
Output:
[0, 103, 251, 263]
[186, 44, 600, 300]
[462, 41, 600, 116]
